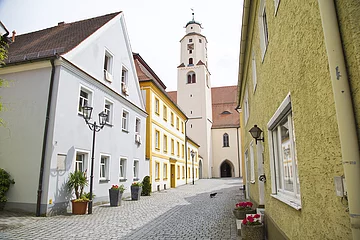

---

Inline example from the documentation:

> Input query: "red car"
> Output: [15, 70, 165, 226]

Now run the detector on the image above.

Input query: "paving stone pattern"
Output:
[0, 179, 244, 240]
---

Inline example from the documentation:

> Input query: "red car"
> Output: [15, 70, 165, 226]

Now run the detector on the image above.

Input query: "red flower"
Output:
[247, 216, 254, 222]
[242, 218, 247, 224]
[254, 214, 260, 219]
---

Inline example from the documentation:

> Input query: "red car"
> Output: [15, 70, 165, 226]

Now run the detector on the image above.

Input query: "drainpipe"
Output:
[318, 1, 360, 238]
[185, 119, 188, 184]
[236, 127, 241, 178]
[36, 59, 56, 217]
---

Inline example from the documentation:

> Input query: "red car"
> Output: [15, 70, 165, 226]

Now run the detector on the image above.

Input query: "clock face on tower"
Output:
[187, 44, 194, 50]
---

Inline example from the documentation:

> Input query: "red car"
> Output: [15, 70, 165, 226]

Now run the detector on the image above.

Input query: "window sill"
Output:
[163, 178, 168, 181]
[133, 178, 139, 181]
[119, 178, 127, 182]
[271, 194, 302, 210]
[155, 178, 160, 182]
[99, 179, 110, 183]
[250, 180, 255, 184]
[122, 129, 129, 133]
[105, 123, 113, 127]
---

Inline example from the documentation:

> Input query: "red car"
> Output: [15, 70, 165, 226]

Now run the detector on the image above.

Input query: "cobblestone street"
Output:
[0, 178, 243, 240]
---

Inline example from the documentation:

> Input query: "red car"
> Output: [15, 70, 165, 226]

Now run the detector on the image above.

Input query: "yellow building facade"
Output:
[134, 53, 199, 192]
[237, 0, 360, 239]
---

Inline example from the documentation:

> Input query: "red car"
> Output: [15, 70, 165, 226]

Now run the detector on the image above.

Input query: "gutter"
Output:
[317, 1, 360, 238]
[236, 127, 241, 178]
[36, 58, 56, 216]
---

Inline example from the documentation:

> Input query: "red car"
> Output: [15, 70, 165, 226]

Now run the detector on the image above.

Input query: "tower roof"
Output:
[185, 12, 202, 28]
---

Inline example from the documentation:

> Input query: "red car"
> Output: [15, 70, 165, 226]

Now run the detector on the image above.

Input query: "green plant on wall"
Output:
[141, 176, 151, 196]
[0, 168, 15, 203]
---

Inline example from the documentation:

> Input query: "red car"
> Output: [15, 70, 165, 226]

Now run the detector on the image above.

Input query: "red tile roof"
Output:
[166, 86, 239, 128]
[6, 12, 121, 64]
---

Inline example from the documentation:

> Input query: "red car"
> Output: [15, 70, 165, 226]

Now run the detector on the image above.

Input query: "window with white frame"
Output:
[259, 0, 269, 61]
[250, 142, 255, 183]
[78, 86, 93, 114]
[133, 160, 139, 180]
[163, 163, 168, 179]
[104, 50, 113, 82]
[268, 94, 301, 209]
[122, 110, 129, 131]
[244, 88, 249, 124]
[155, 130, 160, 150]
[104, 99, 113, 124]
[75, 152, 88, 172]
[100, 155, 109, 180]
[119, 158, 127, 180]
[155, 98, 160, 115]
[121, 67, 129, 95]
[155, 162, 160, 180]
[163, 134, 168, 152]
[252, 50, 257, 91]
[135, 118, 141, 134]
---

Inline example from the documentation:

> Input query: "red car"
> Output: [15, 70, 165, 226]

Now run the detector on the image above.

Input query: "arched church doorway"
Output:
[220, 160, 233, 177]
[199, 160, 203, 179]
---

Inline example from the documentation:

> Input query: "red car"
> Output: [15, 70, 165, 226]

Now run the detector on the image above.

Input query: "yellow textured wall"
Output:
[240, 0, 357, 239]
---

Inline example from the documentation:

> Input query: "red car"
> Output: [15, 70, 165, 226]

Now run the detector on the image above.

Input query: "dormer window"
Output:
[104, 50, 113, 82]
[187, 72, 196, 84]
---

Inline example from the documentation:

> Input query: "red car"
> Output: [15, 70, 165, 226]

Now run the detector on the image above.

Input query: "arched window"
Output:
[187, 72, 196, 84]
[223, 133, 229, 147]
[189, 58, 193, 65]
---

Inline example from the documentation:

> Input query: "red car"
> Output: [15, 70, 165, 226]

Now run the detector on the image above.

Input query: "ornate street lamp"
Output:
[190, 150, 195, 185]
[82, 106, 108, 214]
[249, 125, 264, 144]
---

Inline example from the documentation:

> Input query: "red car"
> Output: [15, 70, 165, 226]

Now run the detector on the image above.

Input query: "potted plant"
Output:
[109, 184, 125, 207]
[141, 176, 151, 196]
[233, 201, 256, 219]
[131, 182, 142, 200]
[241, 214, 264, 240]
[0, 168, 15, 211]
[67, 171, 89, 215]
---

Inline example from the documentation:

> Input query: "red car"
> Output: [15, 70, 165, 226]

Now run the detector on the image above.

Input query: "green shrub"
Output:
[0, 168, 15, 203]
[141, 176, 151, 196]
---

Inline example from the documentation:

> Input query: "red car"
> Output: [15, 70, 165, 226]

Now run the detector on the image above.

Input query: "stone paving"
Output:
[0, 178, 245, 240]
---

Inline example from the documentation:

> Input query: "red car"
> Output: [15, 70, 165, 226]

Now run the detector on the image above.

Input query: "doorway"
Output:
[170, 164, 175, 188]
[199, 160, 203, 179]
[220, 160, 233, 177]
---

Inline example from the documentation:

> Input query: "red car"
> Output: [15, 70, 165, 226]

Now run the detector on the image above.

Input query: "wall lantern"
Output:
[249, 125, 264, 144]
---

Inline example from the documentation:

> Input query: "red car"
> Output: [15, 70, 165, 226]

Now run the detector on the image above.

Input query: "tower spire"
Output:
[191, 8, 195, 21]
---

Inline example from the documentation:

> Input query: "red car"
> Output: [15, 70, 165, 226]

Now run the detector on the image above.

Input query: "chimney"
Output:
[11, 30, 16, 42]
[58, 22, 65, 26]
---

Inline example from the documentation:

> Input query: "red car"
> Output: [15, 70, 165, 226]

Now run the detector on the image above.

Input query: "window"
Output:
[78, 86, 93, 113]
[187, 72, 196, 84]
[155, 130, 160, 150]
[119, 158, 126, 180]
[104, 99, 113, 124]
[155, 162, 160, 180]
[250, 142, 255, 183]
[135, 118, 141, 134]
[177, 141, 180, 157]
[121, 67, 129, 95]
[122, 110, 129, 131]
[259, 0, 269, 61]
[189, 50, 193, 54]
[133, 160, 139, 180]
[176, 117, 179, 130]
[181, 121, 184, 133]
[163, 163, 168, 179]
[206, 75, 209, 88]
[177, 165, 181, 179]
[163, 105, 168, 121]
[171, 139, 175, 155]
[252, 50, 257, 91]
[268, 94, 301, 209]
[189, 58, 193, 65]
[181, 144, 185, 158]
[188, 147, 190, 160]
[199, 39, 202, 43]
[75, 152, 88, 172]
[244, 88, 249, 124]
[189, 39, 193, 43]
[182, 166, 185, 179]
[223, 133, 230, 147]
[171, 112, 174, 126]
[163, 135, 168, 152]
[104, 50, 113, 82]
[155, 98, 160, 115]
[100, 155, 109, 180]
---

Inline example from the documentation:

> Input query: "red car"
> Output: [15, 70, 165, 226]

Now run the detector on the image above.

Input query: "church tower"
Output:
[177, 13, 213, 178]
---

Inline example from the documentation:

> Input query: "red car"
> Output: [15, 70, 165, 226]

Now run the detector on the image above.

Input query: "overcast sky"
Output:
[0, 0, 243, 91]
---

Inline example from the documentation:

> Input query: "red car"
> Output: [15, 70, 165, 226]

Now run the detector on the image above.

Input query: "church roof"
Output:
[166, 85, 240, 129]
[5, 12, 121, 64]
[185, 20, 202, 28]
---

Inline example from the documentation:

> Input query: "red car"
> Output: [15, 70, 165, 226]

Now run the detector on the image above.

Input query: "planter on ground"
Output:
[109, 189, 123, 207]
[233, 208, 256, 219]
[71, 200, 89, 215]
[241, 223, 264, 240]
[131, 186, 142, 200]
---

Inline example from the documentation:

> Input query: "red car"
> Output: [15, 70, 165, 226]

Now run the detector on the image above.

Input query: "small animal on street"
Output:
[210, 192, 217, 198]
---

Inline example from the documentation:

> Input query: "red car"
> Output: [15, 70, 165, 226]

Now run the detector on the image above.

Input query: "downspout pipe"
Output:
[236, 126, 241, 178]
[318, 1, 360, 238]
[36, 58, 56, 217]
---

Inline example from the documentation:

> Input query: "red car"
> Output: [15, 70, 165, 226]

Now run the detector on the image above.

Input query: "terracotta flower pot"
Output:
[233, 208, 257, 219]
[241, 223, 264, 240]
[71, 200, 88, 215]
